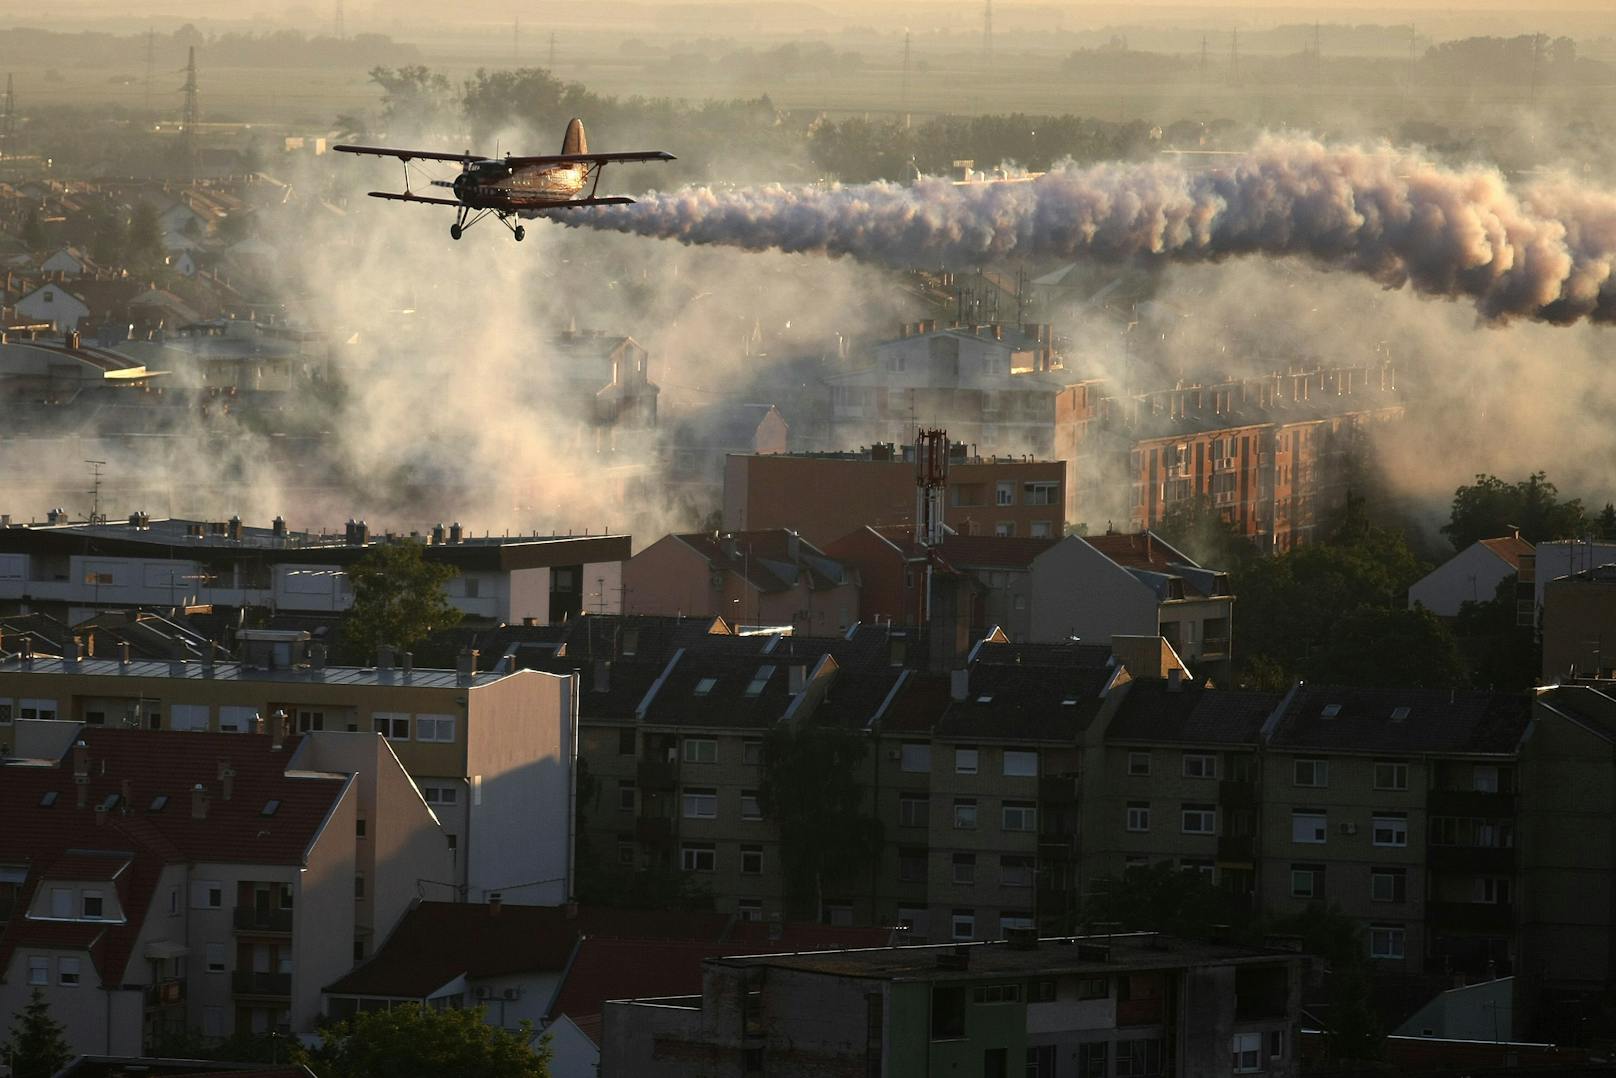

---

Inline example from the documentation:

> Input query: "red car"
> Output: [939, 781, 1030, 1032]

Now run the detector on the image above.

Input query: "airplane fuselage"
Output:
[452, 162, 589, 210]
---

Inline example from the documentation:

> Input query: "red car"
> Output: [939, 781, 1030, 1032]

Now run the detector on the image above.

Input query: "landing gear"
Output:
[513, 225, 526, 242]
[450, 223, 463, 240]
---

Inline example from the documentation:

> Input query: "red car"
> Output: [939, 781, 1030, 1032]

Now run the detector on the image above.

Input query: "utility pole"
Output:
[0, 74, 13, 161]
[85, 460, 105, 523]
[1199, 34, 1208, 82]
[180, 46, 199, 178]
[901, 28, 911, 123]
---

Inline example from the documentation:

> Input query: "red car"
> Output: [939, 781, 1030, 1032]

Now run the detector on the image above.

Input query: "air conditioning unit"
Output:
[502, 987, 522, 1001]
[1338, 822, 1358, 836]
[473, 986, 493, 1000]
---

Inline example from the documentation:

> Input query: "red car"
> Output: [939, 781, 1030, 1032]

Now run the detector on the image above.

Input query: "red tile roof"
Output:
[937, 535, 1058, 570]
[1081, 531, 1192, 571]
[1478, 534, 1534, 570]
[0, 729, 347, 987]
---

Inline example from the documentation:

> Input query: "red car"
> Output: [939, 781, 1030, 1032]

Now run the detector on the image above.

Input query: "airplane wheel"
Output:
[450, 224, 462, 240]
[514, 226, 526, 242]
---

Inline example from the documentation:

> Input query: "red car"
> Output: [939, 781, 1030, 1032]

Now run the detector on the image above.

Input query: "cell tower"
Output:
[981, 0, 993, 79]
[180, 46, 199, 177]
[915, 428, 949, 550]
[1, 74, 14, 161]
[901, 29, 911, 120]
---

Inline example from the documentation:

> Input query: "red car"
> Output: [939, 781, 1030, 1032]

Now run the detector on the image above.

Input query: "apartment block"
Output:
[0, 722, 449, 1054]
[0, 644, 578, 905]
[603, 932, 1307, 1078]
[723, 447, 1066, 547]
[1540, 564, 1616, 680]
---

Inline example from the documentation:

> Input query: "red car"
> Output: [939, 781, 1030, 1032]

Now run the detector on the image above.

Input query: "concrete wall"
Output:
[1028, 536, 1159, 644]
[1542, 577, 1616, 680]
[290, 776, 359, 1032]
[1409, 543, 1515, 617]
[464, 670, 575, 905]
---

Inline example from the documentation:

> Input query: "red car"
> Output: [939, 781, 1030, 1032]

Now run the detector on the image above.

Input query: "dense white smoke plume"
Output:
[554, 136, 1616, 326]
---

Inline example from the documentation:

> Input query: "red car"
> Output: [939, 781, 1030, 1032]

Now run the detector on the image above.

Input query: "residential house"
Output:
[1409, 533, 1534, 618]
[602, 932, 1308, 1078]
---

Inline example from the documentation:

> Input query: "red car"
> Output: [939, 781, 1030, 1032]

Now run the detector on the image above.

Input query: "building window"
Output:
[740, 790, 762, 820]
[954, 799, 978, 830]
[1292, 811, 1327, 844]
[422, 785, 458, 805]
[994, 521, 1016, 538]
[1182, 753, 1216, 779]
[1372, 814, 1408, 848]
[1001, 855, 1034, 888]
[1030, 521, 1052, 538]
[206, 942, 225, 973]
[1126, 802, 1151, 832]
[1002, 750, 1038, 777]
[680, 844, 716, 872]
[743, 739, 763, 766]
[373, 713, 410, 740]
[1028, 978, 1057, 1003]
[354, 875, 365, 899]
[1268, 1030, 1285, 1061]
[1023, 481, 1058, 506]
[741, 845, 763, 875]
[1128, 752, 1151, 776]
[617, 781, 635, 813]
[931, 985, 967, 1039]
[972, 983, 1022, 1004]
[81, 891, 104, 919]
[1181, 804, 1216, 834]
[1374, 760, 1408, 791]
[737, 899, 763, 922]
[951, 910, 975, 941]
[1478, 877, 1512, 904]
[1371, 868, 1407, 903]
[1294, 758, 1328, 787]
[1002, 801, 1037, 832]
[1180, 858, 1214, 877]
[192, 881, 223, 909]
[952, 853, 976, 885]
[899, 848, 927, 883]
[955, 747, 979, 774]
[617, 841, 634, 866]
[28, 957, 48, 985]
[1078, 977, 1108, 1000]
[682, 788, 718, 819]
[900, 742, 931, 773]
[415, 715, 456, 742]
[899, 794, 929, 828]
[1078, 1042, 1108, 1078]
[1369, 925, 1405, 960]
[1232, 1032, 1262, 1073]
[1473, 765, 1500, 792]
[1116, 1038, 1163, 1077]
[1291, 865, 1323, 898]
[682, 738, 717, 764]
[995, 481, 1015, 506]
[694, 677, 718, 696]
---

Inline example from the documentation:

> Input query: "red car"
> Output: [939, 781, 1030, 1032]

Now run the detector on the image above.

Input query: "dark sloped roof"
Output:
[773, 628, 906, 729]
[936, 664, 1115, 742]
[1106, 679, 1278, 746]
[1267, 686, 1531, 755]
[0, 729, 345, 987]
[971, 639, 1115, 669]
[673, 530, 850, 592]
[639, 651, 802, 729]
[325, 901, 734, 998]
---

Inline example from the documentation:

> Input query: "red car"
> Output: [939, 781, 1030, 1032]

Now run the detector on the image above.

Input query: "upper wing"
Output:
[335, 144, 488, 164]
[502, 151, 676, 166]
[368, 191, 462, 207]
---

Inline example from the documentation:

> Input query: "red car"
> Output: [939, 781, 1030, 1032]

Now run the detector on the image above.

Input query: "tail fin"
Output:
[561, 118, 587, 155]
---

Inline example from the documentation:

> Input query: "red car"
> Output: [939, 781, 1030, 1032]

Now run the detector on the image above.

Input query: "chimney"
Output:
[73, 739, 89, 777]
[1167, 667, 1184, 693]
[457, 648, 480, 682]
[227, 515, 243, 542]
[401, 651, 413, 677]
[68, 635, 84, 665]
[95, 803, 108, 827]
[120, 778, 132, 808]
[75, 773, 90, 809]
[950, 668, 970, 702]
[488, 892, 503, 916]
[788, 664, 806, 695]
[786, 529, 800, 563]
[191, 783, 209, 820]
[271, 710, 288, 751]
[377, 645, 395, 674]
[432, 522, 446, 545]
[218, 760, 235, 800]
[593, 659, 611, 693]
[449, 521, 463, 544]
[272, 515, 287, 539]
[118, 641, 132, 666]
[309, 643, 327, 670]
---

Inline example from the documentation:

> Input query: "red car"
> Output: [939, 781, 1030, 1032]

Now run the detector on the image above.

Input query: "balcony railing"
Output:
[1218, 780, 1258, 807]
[1426, 901, 1516, 933]
[1217, 834, 1256, 863]
[1427, 789, 1516, 817]
[1428, 846, 1515, 875]
[637, 759, 679, 790]
[1038, 774, 1080, 804]
[233, 906, 294, 933]
[232, 970, 292, 997]
[144, 978, 185, 1007]
[636, 816, 673, 844]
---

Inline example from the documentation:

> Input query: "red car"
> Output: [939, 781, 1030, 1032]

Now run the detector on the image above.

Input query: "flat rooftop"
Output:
[705, 932, 1301, 982]
[0, 655, 516, 689]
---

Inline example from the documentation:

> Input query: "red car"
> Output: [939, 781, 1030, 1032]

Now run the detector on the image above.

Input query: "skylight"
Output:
[745, 665, 777, 697]
[1321, 704, 1342, 718]
[976, 695, 994, 704]
[260, 800, 280, 816]
[39, 791, 57, 808]
[148, 795, 168, 812]
[694, 677, 718, 696]
[1061, 696, 1079, 707]
[1390, 706, 1410, 722]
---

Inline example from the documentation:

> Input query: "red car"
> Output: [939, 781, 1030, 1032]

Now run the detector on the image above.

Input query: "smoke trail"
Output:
[548, 136, 1616, 326]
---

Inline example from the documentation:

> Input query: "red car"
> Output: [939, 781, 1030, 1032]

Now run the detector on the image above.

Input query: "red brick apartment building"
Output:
[723, 447, 1066, 548]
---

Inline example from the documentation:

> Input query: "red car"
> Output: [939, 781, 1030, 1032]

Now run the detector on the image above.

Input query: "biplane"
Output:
[334, 118, 673, 241]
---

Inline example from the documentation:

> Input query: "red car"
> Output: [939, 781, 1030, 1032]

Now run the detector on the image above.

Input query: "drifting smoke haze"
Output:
[556, 136, 1616, 326]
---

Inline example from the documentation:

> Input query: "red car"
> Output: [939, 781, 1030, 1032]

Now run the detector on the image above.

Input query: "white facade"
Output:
[40, 248, 88, 276]
[14, 284, 89, 331]
[1408, 541, 1521, 617]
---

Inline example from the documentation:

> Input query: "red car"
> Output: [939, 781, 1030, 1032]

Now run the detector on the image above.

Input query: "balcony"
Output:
[1426, 901, 1516, 933]
[143, 979, 186, 1007]
[233, 906, 293, 934]
[232, 970, 291, 998]
[1218, 780, 1258, 807]
[1428, 846, 1515, 875]
[637, 759, 679, 790]
[1117, 997, 1164, 1027]
[1038, 774, 1079, 804]
[636, 816, 674, 844]
[1427, 789, 1516, 817]
[1217, 834, 1256, 863]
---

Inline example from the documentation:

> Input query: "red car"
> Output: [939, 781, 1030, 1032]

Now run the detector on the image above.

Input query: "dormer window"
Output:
[1321, 704, 1342, 718]
[82, 891, 103, 919]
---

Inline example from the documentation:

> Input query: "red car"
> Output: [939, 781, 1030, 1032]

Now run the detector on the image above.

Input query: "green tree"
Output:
[336, 542, 461, 664]
[1154, 495, 1259, 571]
[1451, 574, 1540, 691]
[1303, 606, 1468, 689]
[1442, 472, 1587, 551]
[368, 65, 454, 132]
[126, 201, 165, 272]
[298, 1003, 549, 1078]
[759, 723, 882, 920]
[1598, 502, 1616, 541]
[20, 208, 46, 251]
[2, 988, 73, 1078]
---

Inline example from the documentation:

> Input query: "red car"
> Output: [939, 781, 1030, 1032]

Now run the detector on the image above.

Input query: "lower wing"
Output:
[368, 192, 462, 207]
